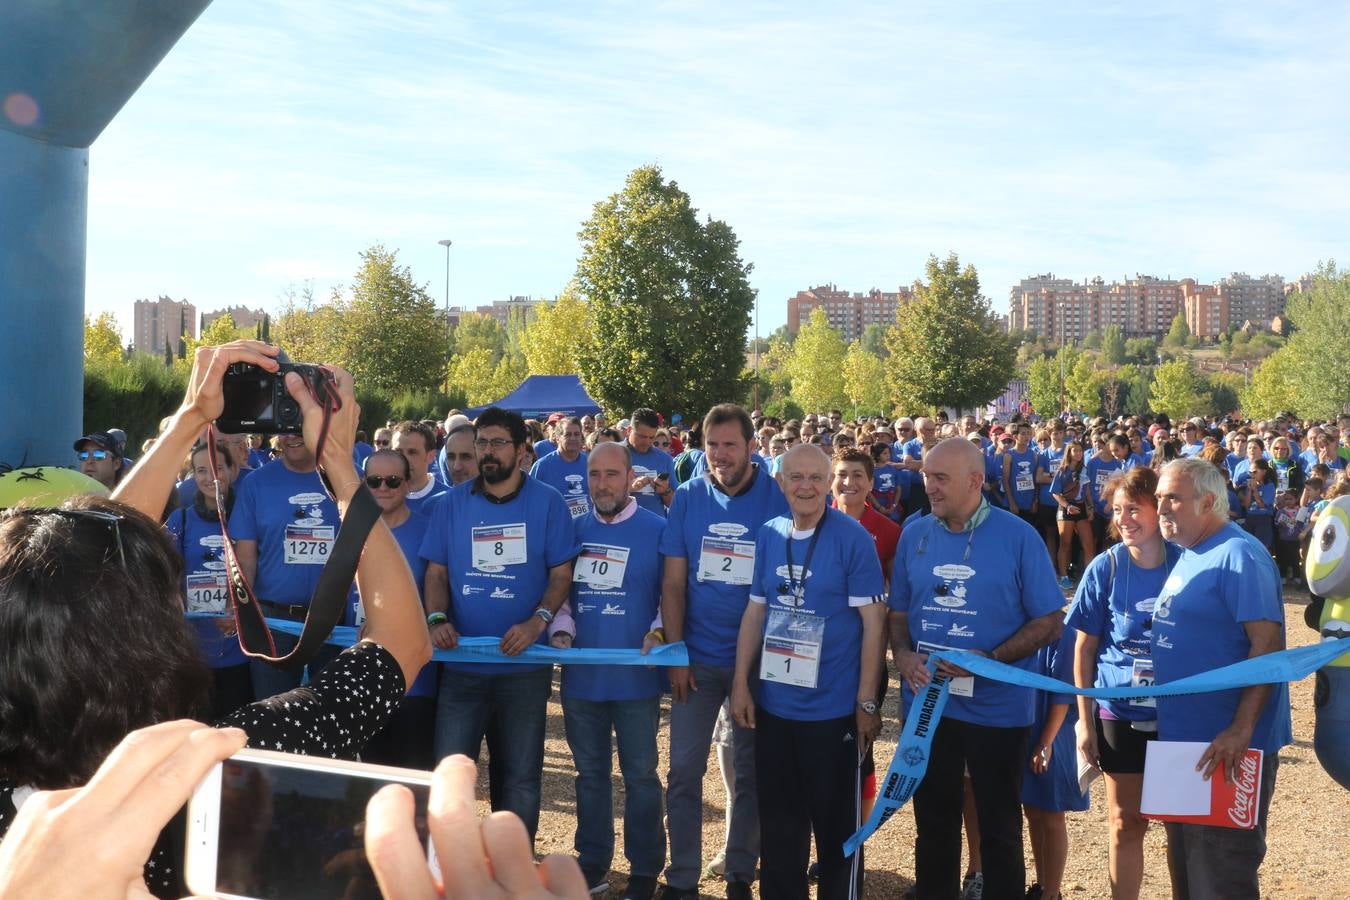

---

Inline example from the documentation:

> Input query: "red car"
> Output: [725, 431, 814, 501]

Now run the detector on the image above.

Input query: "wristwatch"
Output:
[533, 607, 555, 625]
[857, 699, 879, 716]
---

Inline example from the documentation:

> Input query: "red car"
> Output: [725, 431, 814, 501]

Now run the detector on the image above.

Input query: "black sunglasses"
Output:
[7, 507, 129, 569]
[365, 475, 404, 489]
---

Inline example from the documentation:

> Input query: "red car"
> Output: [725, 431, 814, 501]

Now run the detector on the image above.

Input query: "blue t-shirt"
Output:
[1004, 447, 1042, 510]
[564, 507, 666, 701]
[530, 450, 591, 521]
[165, 504, 246, 669]
[1065, 542, 1180, 721]
[1021, 626, 1090, 813]
[1083, 455, 1129, 516]
[419, 474, 579, 674]
[872, 464, 900, 514]
[983, 453, 1007, 509]
[1246, 481, 1276, 517]
[889, 506, 1064, 727]
[1180, 440, 1206, 458]
[750, 509, 885, 720]
[353, 441, 375, 469]
[659, 466, 789, 667]
[1038, 445, 1066, 506]
[404, 478, 447, 518]
[533, 438, 558, 458]
[629, 445, 675, 515]
[1232, 457, 1256, 488]
[345, 512, 437, 697]
[247, 448, 272, 470]
[1049, 465, 1089, 506]
[1151, 523, 1292, 754]
[227, 463, 339, 607]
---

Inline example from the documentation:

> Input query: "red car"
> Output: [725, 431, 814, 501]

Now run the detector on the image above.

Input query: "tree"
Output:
[450, 313, 506, 363]
[1124, 366, 1153, 414]
[84, 312, 124, 368]
[272, 282, 343, 366]
[1081, 329, 1103, 350]
[521, 287, 591, 375]
[1065, 354, 1106, 416]
[1101, 324, 1126, 366]
[1163, 313, 1190, 349]
[882, 254, 1016, 413]
[1025, 355, 1060, 419]
[1241, 345, 1299, 419]
[1280, 261, 1350, 419]
[335, 245, 448, 395]
[784, 308, 847, 411]
[1149, 358, 1209, 421]
[446, 347, 499, 406]
[176, 313, 248, 375]
[1207, 371, 1244, 417]
[860, 322, 890, 359]
[1124, 336, 1158, 366]
[842, 341, 887, 416]
[574, 165, 755, 416]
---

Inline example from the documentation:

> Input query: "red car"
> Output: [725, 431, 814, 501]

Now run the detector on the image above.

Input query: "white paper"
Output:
[1140, 741, 1211, 816]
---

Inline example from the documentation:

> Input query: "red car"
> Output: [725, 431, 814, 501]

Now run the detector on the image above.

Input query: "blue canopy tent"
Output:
[464, 375, 602, 420]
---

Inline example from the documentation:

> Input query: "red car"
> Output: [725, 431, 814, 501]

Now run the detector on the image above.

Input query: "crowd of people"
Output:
[3, 340, 1343, 900]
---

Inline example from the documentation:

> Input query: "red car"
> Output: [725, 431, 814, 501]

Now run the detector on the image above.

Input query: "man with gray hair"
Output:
[1152, 458, 1291, 899]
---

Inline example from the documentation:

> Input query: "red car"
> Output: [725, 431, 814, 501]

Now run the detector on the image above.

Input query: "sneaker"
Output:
[655, 885, 698, 900]
[726, 880, 754, 900]
[1058, 575, 1073, 590]
[701, 850, 727, 880]
[625, 875, 658, 900]
[961, 871, 984, 900]
[1026, 883, 1043, 900]
[582, 868, 609, 895]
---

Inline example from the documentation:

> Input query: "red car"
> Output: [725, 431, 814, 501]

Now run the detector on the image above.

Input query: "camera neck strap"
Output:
[206, 369, 380, 671]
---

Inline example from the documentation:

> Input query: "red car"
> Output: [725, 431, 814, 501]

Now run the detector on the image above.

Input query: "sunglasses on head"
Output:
[365, 475, 404, 489]
[77, 449, 111, 461]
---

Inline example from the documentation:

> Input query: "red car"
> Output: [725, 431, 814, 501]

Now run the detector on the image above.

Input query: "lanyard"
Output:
[784, 513, 827, 601]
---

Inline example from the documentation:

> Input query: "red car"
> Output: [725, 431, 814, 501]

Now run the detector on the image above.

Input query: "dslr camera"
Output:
[217, 349, 326, 435]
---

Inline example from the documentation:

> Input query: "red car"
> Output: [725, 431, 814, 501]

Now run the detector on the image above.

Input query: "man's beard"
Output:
[593, 493, 627, 516]
[481, 459, 513, 484]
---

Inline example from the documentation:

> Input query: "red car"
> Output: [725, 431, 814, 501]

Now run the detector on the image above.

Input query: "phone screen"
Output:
[209, 757, 432, 900]
[221, 372, 275, 426]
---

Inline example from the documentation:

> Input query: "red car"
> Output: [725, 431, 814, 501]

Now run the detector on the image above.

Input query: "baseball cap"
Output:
[546, 412, 564, 424]
[73, 431, 118, 453]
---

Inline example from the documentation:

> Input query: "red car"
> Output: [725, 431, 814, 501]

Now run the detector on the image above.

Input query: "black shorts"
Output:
[1096, 713, 1156, 775]
[1058, 504, 1089, 523]
[1036, 503, 1058, 533]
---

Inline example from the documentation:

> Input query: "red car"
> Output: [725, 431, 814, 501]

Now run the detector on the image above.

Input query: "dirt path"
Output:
[485, 588, 1348, 898]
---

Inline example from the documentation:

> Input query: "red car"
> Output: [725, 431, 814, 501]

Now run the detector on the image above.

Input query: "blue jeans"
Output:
[562, 694, 665, 877]
[434, 665, 552, 839]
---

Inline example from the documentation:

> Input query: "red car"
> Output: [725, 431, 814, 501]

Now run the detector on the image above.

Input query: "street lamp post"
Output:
[438, 239, 452, 395]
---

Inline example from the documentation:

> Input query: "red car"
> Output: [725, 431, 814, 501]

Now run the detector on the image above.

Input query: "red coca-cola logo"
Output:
[1227, 754, 1259, 829]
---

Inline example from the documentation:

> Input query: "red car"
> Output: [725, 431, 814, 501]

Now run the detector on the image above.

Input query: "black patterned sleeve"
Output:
[217, 641, 407, 759]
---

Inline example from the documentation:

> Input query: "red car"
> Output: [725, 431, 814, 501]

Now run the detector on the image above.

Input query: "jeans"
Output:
[1165, 755, 1278, 900]
[913, 717, 1029, 900]
[562, 695, 665, 876]
[665, 663, 759, 889]
[434, 665, 552, 839]
[248, 630, 342, 701]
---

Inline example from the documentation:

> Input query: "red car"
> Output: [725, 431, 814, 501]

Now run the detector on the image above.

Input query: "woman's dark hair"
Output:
[0, 496, 211, 788]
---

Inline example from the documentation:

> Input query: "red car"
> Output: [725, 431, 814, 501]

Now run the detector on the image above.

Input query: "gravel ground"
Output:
[475, 587, 1348, 898]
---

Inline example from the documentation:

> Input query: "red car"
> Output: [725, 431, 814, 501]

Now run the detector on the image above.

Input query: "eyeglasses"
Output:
[77, 449, 111, 461]
[374, 439, 391, 447]
[365, 475, 404, 489]
[42, 508, 128, 569]
[474, 438, 516, 451]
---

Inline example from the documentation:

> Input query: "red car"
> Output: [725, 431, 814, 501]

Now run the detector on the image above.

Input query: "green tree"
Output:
[860, 322, 890, 359]
[574, 165, 755, 415]
[1101, 324, 1126, 366]
[522, 287, 591, 375]
[450, 313, 506, 363]
[447, 347, 500, 406]
[175, 313, 249, 375]
[882, 254, 1016, 413]
[1025, 355, 1060, 419]
[84, 312, 124, 368]
[1241, 345, 1299, 419]
[1207, 371, 1244, 417]
[335, 245, 448, 395]
[1124, 366, 1153, 414]
[1081, 329, 1103, 350]
[785, 308, 847, 411]
[1065, 354, 1106, 416]
[272, 282, 343, 366]
[1124, 336, 1158, 365]
[1149, 358, 1209, 421]
[1163, 313, 1191, 349]
[842, 341, 887, 416]
[1281, 261, 1350, 419]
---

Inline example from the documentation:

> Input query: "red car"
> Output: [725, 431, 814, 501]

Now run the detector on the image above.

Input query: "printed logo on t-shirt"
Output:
[198, 533, 227, 572]
[601, 603, 625, 616]
[287, 492, 329, 526]
[709, 522, 750, 539]
[1135, 597, 1157, 615]
[463, 584, 483, 596]
[564, 474, 585, 496]
[931, 563, 974, 608]
[948, 623, 974, 638]
[490, 586, 515, 600]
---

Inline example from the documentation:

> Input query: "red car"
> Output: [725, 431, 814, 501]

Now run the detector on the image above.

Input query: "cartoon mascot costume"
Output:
[1307, 494, 1350, 789]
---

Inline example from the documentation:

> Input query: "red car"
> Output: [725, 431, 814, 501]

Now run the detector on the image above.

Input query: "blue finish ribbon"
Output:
[844, 638, 1349, 856]
[187, 613, 690, 666]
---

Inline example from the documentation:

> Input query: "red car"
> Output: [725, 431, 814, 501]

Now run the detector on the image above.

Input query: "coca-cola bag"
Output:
[1140, 740, 1264, 830]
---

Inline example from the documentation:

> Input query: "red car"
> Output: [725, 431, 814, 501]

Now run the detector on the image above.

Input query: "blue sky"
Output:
[87, 1, 1350, 342]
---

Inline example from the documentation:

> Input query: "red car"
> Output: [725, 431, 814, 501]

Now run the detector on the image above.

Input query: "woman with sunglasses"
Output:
[0, 341, 431, 897]
[164, 440, 254, 721]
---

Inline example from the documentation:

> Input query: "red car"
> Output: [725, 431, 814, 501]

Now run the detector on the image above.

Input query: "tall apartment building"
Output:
[202, 305, 267, 332]
[787, 284, 911, 342]
[132, 296, 196, 355]
[1009, 272, 1285, 342]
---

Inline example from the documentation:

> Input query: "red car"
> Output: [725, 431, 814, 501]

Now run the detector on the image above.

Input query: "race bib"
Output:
[284, 525, 334, 565]
[574, 543, 629, 590]
[916, 641, 973, 697]
[186, 573, 228, 614]
[1015, 473, 1034, 493]
[1095, 470, 1111, 490]
[1130, 657, 1157, 708]
[565, 495, 590, 519]
[697, 536, 754, 586]
[472, 524, 527, 570]
[760, 608, 824, 688]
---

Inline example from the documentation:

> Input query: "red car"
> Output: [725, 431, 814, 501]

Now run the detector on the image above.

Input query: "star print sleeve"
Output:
[216, 641, 407, 759]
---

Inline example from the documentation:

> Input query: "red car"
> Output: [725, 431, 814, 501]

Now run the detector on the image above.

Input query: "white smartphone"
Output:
[185, 748, 436, 900]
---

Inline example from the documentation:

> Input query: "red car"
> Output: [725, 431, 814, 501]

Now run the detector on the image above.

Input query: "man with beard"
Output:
[419, 406, 579, 844]
[554, 440, 668, 899]
[658, 404, 789, 900]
